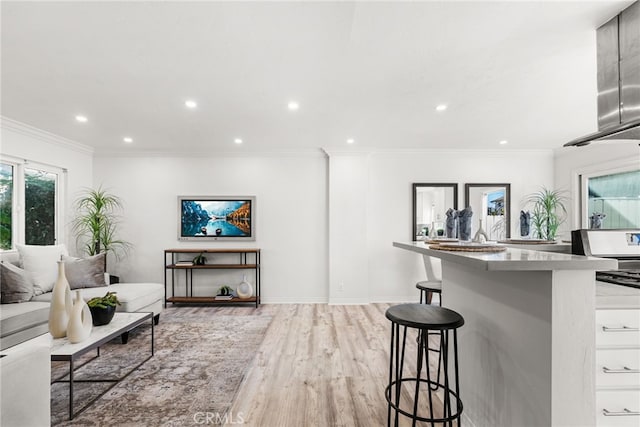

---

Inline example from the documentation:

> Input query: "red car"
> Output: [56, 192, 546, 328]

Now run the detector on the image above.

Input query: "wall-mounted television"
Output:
[178, 196, 256, 241]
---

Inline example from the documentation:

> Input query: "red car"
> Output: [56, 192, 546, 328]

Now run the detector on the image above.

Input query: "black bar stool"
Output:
[385, 303, 464, 427]
[416, 280, 442, 306]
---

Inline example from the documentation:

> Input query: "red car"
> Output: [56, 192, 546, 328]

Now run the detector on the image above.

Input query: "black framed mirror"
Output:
[412, 183, 458, 240]
[464, 183, 511, 240]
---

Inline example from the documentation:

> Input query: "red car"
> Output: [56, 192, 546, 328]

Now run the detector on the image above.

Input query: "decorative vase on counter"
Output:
[473, 219, 489, 243]
[67, 290, 93, 343]
[48, 260, 73, 338]
[458, 207, 473, 241]
[520, 210, 531, 237]
[237, 275, 253, 299]
[445, 208, 458, 238]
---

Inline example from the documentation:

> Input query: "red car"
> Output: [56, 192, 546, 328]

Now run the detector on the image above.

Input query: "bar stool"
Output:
[385, 303, 464, 427]
[416, 280, 443, 390]
[416, 280, 442, 306]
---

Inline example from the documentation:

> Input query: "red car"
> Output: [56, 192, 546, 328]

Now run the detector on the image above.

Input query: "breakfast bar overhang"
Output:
[393, 241, 618, 427]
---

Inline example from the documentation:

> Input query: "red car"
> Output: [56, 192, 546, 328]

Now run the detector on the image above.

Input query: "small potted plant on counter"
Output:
[87, 291, 121, 326]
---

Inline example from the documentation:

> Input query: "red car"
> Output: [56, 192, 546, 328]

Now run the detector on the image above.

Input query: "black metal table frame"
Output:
[51, 312, 155, 420]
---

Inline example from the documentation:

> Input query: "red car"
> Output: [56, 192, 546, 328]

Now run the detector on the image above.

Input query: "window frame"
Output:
[578, 158, 639, 229]
[0, 155, 66, 251]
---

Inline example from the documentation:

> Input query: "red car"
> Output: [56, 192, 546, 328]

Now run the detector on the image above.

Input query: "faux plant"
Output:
[87, 291, 121, 309]
[217, 285, 233, 296]
[71, 186, 131, 268]
[526, 187, 568, 241]
[193, 252, 207, 265]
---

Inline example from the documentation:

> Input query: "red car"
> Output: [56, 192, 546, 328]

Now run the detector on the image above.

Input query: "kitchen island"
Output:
[393, 241, 618, 427]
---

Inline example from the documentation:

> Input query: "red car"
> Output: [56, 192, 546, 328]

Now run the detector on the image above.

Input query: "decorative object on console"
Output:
[589, 212, 606, 229]
[445, 209, 458, 238]
[472, 219, 489, 243]
[526, 187, 568, 241]
[71, 186, 131, 272]
[192, 252, 207, 265]
[87, 292, 120, 326]
[48, 260, 73, 338]
[519, 210, 531, 237]
[67, 290, 92, 343]
[457, 207, 473, 241]
[237, 275, 253, 299]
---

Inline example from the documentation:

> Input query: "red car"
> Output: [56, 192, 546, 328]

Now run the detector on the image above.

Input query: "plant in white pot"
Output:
[526, 187, 568, 241]
[71, 186, 131, 276]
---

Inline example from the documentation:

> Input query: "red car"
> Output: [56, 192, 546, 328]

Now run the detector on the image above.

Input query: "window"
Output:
[582, 168, 640, 229]
[0, 158, 64, 250]
[0, 163, 14, 250]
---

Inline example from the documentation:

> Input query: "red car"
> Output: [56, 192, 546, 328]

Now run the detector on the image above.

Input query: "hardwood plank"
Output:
[229, 303, 450, 426]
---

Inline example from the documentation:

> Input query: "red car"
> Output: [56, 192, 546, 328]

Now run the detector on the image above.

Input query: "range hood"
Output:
[565, 1, 640, 147]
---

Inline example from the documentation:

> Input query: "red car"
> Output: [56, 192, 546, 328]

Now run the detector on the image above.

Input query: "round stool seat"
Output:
[385, 303, 464, 330]
[415, 280, 442, 293]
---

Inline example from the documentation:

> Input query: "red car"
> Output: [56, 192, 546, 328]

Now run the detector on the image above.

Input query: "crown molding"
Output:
[94, 147, 327, 159]
[1, 116, 94, 155]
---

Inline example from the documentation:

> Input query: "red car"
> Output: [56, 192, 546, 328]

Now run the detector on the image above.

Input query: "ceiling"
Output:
[1, 1, 634, 154]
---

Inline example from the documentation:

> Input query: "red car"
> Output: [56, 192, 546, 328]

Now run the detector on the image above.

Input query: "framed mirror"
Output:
[412, 183, 458, 240]
[464, 183, 511, 240]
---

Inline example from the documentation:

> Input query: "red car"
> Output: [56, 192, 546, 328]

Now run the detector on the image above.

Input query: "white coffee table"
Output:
[51, 312, 154, 420]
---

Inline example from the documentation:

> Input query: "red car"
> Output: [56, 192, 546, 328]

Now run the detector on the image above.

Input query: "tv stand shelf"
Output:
[164, 248, 260, 307]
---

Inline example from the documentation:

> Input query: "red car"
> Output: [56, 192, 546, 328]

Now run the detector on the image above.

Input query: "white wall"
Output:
[0, 118, 94, 250]
[92, 152, 329, 303]
[366, 149, 554, 302]
[554, 141, 640, 235]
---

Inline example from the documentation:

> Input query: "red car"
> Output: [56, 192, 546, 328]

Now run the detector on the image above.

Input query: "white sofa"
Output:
[0, 245, 163, 350]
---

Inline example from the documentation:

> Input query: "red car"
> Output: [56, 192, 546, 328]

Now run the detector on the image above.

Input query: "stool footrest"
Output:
[385, 378, 463, 424]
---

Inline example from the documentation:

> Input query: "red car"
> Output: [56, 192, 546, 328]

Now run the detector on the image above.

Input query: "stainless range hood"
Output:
[565, 1, 640, 147]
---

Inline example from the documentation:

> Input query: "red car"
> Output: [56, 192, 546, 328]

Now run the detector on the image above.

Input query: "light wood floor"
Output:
[222, 303, 448, 427]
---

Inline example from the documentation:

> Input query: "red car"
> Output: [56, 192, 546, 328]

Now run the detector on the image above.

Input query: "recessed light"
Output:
[499, 140, 508, 145]
[75, 115, 88, 123]
[287, 101, 299, 111]
[185, 100, 197, 109]
[347, 138, 355, 144]
[234, 138, 243, 144]
[123, 137, 133, 143]
[435, 104, 448, 112]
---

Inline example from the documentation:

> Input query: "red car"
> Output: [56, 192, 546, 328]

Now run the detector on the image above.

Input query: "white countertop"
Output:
[393, 241, 618, 271]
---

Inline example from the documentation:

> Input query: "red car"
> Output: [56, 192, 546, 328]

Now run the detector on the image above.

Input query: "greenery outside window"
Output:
[0, 158, 64, 250]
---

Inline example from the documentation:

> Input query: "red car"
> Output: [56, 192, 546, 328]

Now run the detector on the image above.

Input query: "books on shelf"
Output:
[175, 261, 194, 266]
[214, 295, 234, 301]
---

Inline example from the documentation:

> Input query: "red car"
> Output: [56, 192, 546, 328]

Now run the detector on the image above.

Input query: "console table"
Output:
[164, 248, 261, 307]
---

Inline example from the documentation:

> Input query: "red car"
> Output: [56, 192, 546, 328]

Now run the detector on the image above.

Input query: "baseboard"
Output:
[260, 296, 328, 304]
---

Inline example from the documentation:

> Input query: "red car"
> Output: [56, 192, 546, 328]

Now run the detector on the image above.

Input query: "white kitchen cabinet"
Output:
[596, 305, 640, 427]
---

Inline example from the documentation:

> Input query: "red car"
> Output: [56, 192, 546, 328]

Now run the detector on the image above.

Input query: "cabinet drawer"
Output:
[596, 349, 640, 388]
[597, 390, 640, 427]
[596, 310, 640, 347]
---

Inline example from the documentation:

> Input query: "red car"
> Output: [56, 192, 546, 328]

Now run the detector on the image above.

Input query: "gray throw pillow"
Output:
[0, 262, 35, 303]
[63, 253, 107, 289]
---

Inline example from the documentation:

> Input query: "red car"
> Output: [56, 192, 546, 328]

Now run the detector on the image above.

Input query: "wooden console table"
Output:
[164, 248, 261, 307]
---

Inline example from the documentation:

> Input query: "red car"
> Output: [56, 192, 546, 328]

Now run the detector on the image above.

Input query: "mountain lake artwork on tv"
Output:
[180, 198, 253, 240]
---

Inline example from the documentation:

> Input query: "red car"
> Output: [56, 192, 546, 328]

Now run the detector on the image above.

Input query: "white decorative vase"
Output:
[48, 260, 73, 338]
[67, 290, 93, 343]
[237, 275, 253, 299]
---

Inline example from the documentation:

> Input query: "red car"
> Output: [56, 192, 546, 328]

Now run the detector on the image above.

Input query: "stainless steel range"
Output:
[572, 229, 640, 289]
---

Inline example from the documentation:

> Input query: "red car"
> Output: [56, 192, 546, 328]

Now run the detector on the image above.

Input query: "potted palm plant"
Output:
[71, 186, 131, 275]
[526, 187, 568, 241]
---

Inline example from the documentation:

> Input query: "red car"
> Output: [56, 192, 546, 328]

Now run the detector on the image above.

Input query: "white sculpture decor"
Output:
[67, 290, 93, 343]
[473, 219, 490, 243]
[48, 260, 73, 338]
[237, 275, 253, 299]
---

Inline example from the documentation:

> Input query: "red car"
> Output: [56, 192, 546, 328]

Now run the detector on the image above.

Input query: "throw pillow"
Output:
[0, 262, 35, 303]
[63, 253, 107, 289]
[16, 244, 69, 295]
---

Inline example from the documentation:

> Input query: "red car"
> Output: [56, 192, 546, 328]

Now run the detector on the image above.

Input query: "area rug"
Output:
[51, 307, 272, 426]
